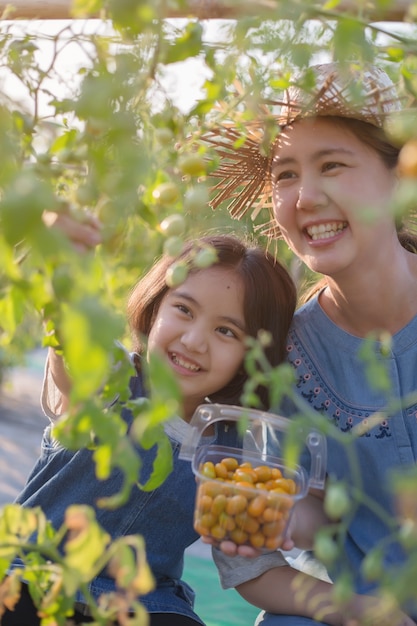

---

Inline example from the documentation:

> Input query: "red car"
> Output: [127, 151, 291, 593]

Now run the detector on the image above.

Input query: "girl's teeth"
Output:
[172, 354, 200, 371]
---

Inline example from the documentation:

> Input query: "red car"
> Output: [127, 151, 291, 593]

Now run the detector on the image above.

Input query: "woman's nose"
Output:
[296, 178, 328, 211]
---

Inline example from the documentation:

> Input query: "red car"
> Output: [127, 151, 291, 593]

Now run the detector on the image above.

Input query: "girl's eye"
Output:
[217, 326, 238, 338]
[175, 303, 192, 316]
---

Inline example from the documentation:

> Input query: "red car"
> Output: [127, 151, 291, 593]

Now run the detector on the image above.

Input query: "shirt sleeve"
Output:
[40, 355, 66, 422]
[212, 546, 288, 589]
[40, 345, 140, 423]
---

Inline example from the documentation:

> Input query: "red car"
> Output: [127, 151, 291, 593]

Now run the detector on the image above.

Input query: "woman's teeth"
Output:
[306, 222, 347, 241]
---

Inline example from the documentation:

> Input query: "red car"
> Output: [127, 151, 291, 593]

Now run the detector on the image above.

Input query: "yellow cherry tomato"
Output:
[226, 494, 248, 516]
[211, 494, 227, 516]
[248, 494, 268, 518]
[215, 462, 229, 479]
[201, 461, 216, 479]
[197, 494, 213, 513]
[221, 457, 239, 471]
[195, 455, 298, 550]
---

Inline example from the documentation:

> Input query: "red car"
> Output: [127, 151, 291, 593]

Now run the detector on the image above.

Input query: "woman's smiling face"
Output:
[271, 117, 398, 279]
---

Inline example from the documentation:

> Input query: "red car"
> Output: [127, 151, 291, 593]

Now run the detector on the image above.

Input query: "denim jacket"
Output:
[14, 372, 238, 622]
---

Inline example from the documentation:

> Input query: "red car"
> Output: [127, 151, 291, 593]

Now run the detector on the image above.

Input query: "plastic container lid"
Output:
[179, 403, 327, 490]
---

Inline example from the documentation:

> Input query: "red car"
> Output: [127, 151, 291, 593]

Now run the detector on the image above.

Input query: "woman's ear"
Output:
[397, 139, 417, 180]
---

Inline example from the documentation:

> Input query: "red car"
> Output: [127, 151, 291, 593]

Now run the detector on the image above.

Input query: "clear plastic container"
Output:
[179, 404, 326, 551]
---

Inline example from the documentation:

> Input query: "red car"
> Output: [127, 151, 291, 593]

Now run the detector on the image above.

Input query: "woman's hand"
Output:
[201, 533, 294, 558]
[202, 537, 261, 557]
[42, 209, 102, 407]
[42, 209, 102, 252]
[344, 595, 417, 626]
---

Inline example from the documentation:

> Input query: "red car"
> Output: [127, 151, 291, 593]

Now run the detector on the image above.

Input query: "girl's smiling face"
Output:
[147, 266, 247, 421]
[271, 117, 398, 279]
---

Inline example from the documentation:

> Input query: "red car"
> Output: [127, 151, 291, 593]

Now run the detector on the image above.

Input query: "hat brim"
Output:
[205, 65, 406, 237]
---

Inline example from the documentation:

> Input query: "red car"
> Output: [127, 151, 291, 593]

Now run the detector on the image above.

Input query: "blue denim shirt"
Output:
[14, 373, 238, 622]
[214, 296, 417, 617]
[284, 297, 417, 600]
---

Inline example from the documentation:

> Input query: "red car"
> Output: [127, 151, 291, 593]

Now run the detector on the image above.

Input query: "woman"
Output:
[205, 63, 417, 626]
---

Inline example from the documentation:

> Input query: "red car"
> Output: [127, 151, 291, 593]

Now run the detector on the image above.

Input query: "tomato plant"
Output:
[0, 2, 417, 624]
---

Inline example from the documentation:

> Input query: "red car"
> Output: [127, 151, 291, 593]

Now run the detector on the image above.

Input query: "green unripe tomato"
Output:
[332, 573, 353, 606]
[37, 153, 51, 165]
[153, 182, 179, 205]
[398, 519, 417, 548]
[160, 214, 186, 237]
[324, 483, 350, 520]
[166, 262, 188, 287]
[76, 184, 97, 206]
[361, 549, 383, 581]
[379, 331, 392, 357]
[194, 247, 218, 269]
[86, 118, 107, 137]
[164, 236, 184, 258]
[155, 127, 174, 146]
[178, 153, 206, 177]
[314, 534, 339, 566]
[184, 186, 210, 212]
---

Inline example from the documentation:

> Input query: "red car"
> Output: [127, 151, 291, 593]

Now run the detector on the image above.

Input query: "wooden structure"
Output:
[0, 0, 413, 21]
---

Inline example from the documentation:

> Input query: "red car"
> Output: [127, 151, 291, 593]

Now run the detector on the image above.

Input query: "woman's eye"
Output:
[273, 170, 296, 183]
[322, 161, 344, 172]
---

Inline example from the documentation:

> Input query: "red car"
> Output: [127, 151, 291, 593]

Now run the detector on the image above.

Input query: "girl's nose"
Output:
[180, 326, 208, 353]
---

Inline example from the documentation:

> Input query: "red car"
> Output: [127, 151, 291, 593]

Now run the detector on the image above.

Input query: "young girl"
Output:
[206, 63, 417, 626]
[2, 233, 296, 626]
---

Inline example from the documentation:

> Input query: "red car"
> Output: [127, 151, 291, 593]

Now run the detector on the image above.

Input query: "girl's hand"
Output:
[43, 209, 102, 252]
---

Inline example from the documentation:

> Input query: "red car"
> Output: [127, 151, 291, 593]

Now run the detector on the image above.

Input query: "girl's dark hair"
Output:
[302, 116, 417, 303]
[127, 234, 296, 410]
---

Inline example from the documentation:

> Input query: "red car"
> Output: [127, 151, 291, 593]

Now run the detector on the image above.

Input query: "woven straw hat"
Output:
[279, 62, 401, 127]
[206, 62, 404, 236]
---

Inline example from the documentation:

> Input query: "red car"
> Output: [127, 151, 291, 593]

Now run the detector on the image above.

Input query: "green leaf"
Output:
[63, 505, 111, 581]
[52, 404, 97, 449]
[110, 536, 154, 595]
[147, 351, 181, 408]
[61, 297, 124, 400]
[71, 0, 102, 17]
[0, 173, 56, 246]
[332, 19, 372, 63]
[138, 426, 173, 491]
[163, 22, 203, 65]
[323, 0, 342, 8]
